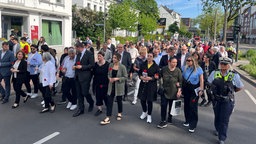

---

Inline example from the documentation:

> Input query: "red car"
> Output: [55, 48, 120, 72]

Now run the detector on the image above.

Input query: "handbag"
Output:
[170, 100, 182, 116]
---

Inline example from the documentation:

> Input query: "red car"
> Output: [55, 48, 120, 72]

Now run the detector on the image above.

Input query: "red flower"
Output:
[11, 62, 14, 65]
[76, 61, 81, 65]
[109, 67, 112, 71]
[99, 85, 103, 88]
[143, 69, 147, 73]
[192, 99, 196, 103]
[155, 73, 159, 77]
[44, 78, 47, 81]
[59, 66, 63, 71]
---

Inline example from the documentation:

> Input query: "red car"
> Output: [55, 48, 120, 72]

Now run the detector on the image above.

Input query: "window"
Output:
[100, 6, 102, 12]
[42, 20, 62, 45]
[94, 5, 97, 11]
[87, 3, 91, 9]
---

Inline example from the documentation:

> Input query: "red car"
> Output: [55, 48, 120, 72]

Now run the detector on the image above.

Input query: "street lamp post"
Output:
[103, 0, 106, 42]
[236, 1, 242, 62]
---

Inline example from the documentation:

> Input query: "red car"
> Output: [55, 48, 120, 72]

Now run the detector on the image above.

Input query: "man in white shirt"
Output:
[61, 48, 77, 111]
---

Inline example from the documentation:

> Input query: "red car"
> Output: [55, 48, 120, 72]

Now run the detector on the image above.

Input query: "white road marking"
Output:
[33, 132, 60, 144]
[128, 90, 135, 95]
[245, 89, 256, 105]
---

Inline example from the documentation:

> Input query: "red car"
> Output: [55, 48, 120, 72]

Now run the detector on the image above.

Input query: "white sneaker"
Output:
[41, 100, 45, 105]
[26, 93, 32, 96]
[42, 104, 45, 108]
[66, 102, 72, 109]
[70, 105, 77, 111]
[132, 100, 137, 105]
[31, 93, 38, 99]
[140, 112, 147, 120]
[147, 115, 152, 123]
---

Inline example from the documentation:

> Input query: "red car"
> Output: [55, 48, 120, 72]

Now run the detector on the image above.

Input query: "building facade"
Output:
[0, 0, 72, 51]
[72, 0, 115, 12]
[156, 5, 181, 35]
[241, 5, 256, 44]
[72, 0, 136, 38]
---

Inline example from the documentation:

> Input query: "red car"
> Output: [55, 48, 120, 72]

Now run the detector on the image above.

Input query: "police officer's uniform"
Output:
[208, 57, 244, 144]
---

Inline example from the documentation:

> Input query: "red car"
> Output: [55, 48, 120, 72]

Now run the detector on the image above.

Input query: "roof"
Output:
[161, 5, 181, 16]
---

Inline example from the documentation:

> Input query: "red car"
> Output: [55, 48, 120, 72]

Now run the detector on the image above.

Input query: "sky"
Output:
[156, 0, 203, 18]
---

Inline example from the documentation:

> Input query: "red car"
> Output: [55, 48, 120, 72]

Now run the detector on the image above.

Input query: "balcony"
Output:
[8, 0, 25, 5]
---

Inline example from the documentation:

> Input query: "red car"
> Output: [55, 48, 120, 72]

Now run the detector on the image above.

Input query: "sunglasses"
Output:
[186, 60, 192, 62]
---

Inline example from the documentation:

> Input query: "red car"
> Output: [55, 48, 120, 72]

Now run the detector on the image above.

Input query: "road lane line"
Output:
[245, 89, 256, 105]
[33, 132, 60, 144]
[128, 90, 134, 95]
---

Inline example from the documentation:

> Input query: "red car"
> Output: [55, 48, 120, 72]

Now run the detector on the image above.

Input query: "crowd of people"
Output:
[0, 35, 244, 144]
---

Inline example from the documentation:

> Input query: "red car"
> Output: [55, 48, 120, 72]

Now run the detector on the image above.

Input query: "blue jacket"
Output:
[27, 52, 43, 75]
[0, 50, 15, 77]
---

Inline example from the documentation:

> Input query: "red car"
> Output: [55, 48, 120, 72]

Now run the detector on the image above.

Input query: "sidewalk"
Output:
[232, 60, 256, 87]
[240, 43, 256, 49]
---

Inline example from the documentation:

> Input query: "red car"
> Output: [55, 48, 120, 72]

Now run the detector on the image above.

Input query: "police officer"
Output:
[208, 57, 244, 144]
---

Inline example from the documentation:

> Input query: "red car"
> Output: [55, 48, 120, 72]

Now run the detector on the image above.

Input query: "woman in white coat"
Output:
[39, 52, 56, 113]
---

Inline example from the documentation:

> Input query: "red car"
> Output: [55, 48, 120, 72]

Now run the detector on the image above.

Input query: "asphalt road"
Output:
[0, 79, 255, 144]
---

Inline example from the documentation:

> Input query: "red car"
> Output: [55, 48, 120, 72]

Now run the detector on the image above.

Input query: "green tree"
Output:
[72, 5, 111, 42]
[178, 21, 192, 38]
[107, 0, 138, 34]
[194, 6, 225, 39]
[135, 0, 159, 36]
[168, 21, 179, 34]
[201, 0, 256, 42]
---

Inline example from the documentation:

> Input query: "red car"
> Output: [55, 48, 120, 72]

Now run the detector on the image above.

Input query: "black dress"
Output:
[138, 61, 160, 102]
[111, 69, 118, 96]
[93, 61, 109, 106]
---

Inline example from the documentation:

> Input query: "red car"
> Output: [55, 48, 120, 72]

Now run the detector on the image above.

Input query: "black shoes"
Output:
[73, 110, 84, 117]
[40, 108, 50, 113]
[23, 95, 29, 103]
[94, 110, 103, 116]
[50, 104, 56, 113]
[2, 99, 8, 104]
[12, 103, 19, 109]
[157, 121, 167, 129]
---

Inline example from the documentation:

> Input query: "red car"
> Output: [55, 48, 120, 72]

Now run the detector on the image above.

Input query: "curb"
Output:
[234, 69, 256, 87]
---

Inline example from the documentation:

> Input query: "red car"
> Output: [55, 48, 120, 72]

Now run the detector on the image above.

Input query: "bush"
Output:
[240, 64, 256, 78]
[238, 50, 246, 60]
[250, 56, 256, 66]
[246, 49, 256, 58]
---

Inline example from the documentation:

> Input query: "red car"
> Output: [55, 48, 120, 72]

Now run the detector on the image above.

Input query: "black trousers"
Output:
[106, 94, 122, 117]
[30, 74, 39, 93]
[39, 83, 54, 108]
[62, 77, 77, 104]
[140, 100, 153, 115]
[213, 100, 234, 141]
[161, 94, 174, 121]
[183, 84, 199, 129]
[24, 72, 31, 93]
[76, 79, 94, 111]
[13, 78, 27, 103]
[61, 77, 66, 101]
[95, 86, 108, 106]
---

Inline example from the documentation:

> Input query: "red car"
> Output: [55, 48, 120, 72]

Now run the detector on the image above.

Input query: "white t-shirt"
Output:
[128, 48, 139, 63]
